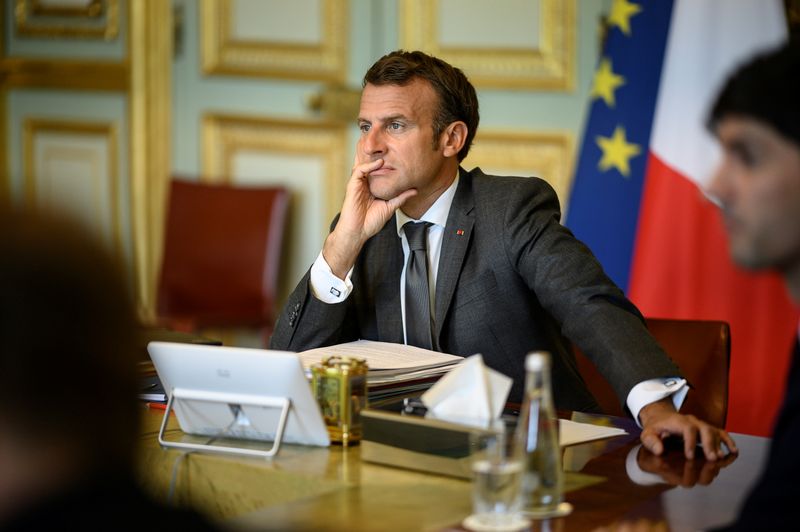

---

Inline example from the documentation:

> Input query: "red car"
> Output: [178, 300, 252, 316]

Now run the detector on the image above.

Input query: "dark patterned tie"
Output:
[404, 221, 433, 349]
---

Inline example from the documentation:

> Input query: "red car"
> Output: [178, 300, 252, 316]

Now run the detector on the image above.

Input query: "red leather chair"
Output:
[574, 318, 731, 427]
[156, 178, 289, 345]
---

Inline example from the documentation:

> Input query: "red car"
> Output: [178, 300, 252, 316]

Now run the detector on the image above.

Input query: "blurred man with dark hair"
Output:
[0, 206, 217, 530]
[704, 42, 800, 530]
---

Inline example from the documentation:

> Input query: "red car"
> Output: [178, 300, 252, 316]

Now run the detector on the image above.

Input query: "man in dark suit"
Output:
[703, 43, 800, 530]
[271, 50, 733, 459]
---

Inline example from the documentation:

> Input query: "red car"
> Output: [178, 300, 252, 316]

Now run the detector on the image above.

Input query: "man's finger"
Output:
[696, 425, 722, 461]
[720, 431, 738, 455]
[682, 426, 698, 460]
[353, 158, 383, 177]
[386, 188, 418, 211]
[640, 430, 665, 456]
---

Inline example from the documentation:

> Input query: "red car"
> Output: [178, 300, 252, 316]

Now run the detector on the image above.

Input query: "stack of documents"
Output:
[298, 340, 464, 402]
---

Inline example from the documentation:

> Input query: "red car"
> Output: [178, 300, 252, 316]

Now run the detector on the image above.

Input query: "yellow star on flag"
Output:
[608, 0, 642, 36]
[591, 57, 626, 107]
[596, 125, 641, 177]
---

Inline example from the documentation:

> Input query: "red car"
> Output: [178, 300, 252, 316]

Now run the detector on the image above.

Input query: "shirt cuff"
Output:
[309, 251, 353, 303]
[626, 377, 688, 428]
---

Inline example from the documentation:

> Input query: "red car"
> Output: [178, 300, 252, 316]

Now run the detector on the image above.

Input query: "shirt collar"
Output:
[395, 173, 460, 236]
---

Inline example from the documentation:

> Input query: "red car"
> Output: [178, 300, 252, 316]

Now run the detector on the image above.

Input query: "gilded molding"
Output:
[15, 0, 119, 40]
[0, 5, 4, 198]
[202, 113, 348, 227]
[464, 130, 574, 206]
[31, 0, 103, 17]
[129, 0, 171, 319]
[0, 89, 6, 200]
[306, 84, 362, 123]
[201, 0, 348, 81]
[21, 118, 122, 255]
[0, 58, 129, 91]
[400, 0, 575, 90]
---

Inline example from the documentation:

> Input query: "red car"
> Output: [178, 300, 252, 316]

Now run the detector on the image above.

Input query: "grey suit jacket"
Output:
[271, 167, 680, 410]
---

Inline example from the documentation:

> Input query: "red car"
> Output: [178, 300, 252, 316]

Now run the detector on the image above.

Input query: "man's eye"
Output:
[359, 124, 371, 133]
[389, 122, 403, 130]
[737, 147, 758, 168]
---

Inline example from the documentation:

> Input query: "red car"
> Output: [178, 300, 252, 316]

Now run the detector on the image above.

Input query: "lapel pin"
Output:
[456, 229, 465, 236]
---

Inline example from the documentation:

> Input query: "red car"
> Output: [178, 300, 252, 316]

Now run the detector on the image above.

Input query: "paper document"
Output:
[299, 340, 463, 384]
[559, 419, 627, 446]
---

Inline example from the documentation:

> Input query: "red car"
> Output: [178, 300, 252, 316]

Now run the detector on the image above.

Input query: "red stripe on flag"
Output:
[629, 152, 798, 436]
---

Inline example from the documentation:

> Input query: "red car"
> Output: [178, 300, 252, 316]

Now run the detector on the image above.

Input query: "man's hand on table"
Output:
[637, 398, 738, 461]
[636, 443, 738, 487]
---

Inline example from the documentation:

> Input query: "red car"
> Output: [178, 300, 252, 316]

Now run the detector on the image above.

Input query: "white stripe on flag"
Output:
[649, 0, 786, 187]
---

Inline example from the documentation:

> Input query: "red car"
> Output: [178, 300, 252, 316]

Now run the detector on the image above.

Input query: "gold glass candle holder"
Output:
[311, 356, 368, 446]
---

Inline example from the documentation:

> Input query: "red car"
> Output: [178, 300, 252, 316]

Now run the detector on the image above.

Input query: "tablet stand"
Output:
[157, 387, 292, 458]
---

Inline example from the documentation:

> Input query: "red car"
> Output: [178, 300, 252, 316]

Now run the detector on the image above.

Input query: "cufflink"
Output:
[665, 380, 677, 387]
[329, 287, 341, 297]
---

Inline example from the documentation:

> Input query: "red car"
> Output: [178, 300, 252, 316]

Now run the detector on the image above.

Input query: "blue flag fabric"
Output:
[565, 0, 674, 291]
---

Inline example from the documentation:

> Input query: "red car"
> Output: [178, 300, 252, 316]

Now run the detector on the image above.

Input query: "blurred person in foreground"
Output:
[703, 41, 800, 530]
[596, 41, 800, 532]
[0, 206, 218, 530]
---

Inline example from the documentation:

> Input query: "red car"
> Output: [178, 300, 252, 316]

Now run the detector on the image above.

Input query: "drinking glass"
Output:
[464, 418, 530, 531]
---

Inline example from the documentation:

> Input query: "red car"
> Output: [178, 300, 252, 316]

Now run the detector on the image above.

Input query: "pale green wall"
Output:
[171, 0, 610, 182]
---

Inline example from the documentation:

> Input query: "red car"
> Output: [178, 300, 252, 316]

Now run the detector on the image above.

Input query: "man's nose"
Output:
[362, 128, 386, 156]
[703, 164, 729, 209]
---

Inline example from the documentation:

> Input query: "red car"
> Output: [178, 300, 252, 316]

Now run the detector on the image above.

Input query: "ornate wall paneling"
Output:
[23, 118, 122, 252]
[14, 0, 119, 39]
[201, 0, 348, 81]
[400, 0, 575, 90]
[1, 0, 171, 318]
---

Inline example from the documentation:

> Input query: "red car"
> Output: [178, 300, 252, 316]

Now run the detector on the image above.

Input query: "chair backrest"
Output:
[574, 317, 730, 427]
[157, 178, 289, 337]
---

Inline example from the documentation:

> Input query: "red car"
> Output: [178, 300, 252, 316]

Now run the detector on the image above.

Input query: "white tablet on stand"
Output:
[147, 341, 330, 458]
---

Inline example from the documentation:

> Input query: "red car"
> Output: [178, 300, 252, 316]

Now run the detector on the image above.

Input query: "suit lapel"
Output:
[434, 168, 475, 345]
[372, 217, 404, 343]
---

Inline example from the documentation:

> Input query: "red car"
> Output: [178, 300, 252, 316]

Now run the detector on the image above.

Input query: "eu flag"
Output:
[566, 0, 673, 291]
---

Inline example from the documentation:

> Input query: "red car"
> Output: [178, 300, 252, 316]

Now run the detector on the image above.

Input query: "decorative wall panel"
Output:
[14, 0, 119, 40]
[201, 0, 347, 81]
[23, 119, 122, 253]
[400, 0, 575, 90]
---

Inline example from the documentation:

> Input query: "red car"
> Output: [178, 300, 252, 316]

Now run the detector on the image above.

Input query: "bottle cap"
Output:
[525, 351, 551, 371]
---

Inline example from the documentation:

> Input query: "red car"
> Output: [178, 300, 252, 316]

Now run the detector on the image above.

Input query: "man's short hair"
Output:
[0, 206, 140, 471]
[363, 50, 480, 162]
[709, 42, 800, 146]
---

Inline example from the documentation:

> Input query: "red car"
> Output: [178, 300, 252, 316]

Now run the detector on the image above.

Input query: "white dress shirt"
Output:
[308, 175, 687, 425]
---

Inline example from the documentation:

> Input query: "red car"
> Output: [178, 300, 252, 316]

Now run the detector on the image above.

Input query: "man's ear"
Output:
[441, 121, 467, 158]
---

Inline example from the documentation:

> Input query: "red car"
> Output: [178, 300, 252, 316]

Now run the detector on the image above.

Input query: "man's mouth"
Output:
[368, 166, 394, 176]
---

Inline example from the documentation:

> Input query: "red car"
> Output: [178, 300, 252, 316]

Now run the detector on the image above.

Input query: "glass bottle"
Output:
[516, 351, 563, 516]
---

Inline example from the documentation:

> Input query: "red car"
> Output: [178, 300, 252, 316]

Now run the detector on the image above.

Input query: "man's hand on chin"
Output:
[638, 398, 738, 461]
[323, 158, 417, 279]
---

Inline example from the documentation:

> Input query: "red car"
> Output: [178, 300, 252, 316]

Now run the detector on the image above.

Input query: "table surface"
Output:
[137, 407, 768, 532]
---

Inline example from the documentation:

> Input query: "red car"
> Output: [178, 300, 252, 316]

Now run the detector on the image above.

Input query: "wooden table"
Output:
[137, 407, 768, 531]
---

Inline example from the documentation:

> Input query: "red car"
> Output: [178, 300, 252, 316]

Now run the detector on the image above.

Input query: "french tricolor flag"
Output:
[567, 0, 797, 436]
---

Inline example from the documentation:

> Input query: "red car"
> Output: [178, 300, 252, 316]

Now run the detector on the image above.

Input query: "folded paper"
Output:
[420, 354, 512, 427]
